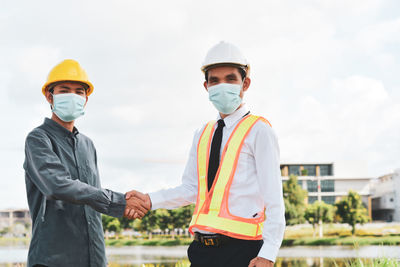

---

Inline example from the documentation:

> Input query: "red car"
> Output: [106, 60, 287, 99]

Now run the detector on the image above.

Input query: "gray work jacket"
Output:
[23, 118, 126, 267]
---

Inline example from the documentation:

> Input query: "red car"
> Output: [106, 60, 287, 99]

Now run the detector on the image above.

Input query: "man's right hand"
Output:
[124, 190, 152, 219]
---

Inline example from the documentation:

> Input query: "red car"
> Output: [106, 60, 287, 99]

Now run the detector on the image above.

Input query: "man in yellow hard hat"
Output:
[126, 42, 285, 267]
[23, 59, 150, 267]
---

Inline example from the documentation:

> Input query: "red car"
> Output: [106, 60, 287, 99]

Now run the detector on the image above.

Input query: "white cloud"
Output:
[0, 0, 399, 209]
[111, 105, 145, 124]
[355, 18, 400, 54]
[279, 75, 399, 177]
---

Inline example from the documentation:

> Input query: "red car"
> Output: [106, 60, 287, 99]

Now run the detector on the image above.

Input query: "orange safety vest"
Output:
[189, 114, 271, 240]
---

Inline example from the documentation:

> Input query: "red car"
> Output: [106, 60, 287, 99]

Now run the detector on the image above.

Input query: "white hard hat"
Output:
[201, 41, 250, 76]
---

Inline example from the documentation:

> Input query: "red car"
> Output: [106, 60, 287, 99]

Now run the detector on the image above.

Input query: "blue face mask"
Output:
[52, 93, 86, 122]
[208, 83, 243, 114]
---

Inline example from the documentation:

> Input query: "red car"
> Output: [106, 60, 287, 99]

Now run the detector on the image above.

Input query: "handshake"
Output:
[123, 190, 152, 220]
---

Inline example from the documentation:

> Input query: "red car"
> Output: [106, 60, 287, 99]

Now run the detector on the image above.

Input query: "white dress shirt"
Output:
[148, 104, 285, 262]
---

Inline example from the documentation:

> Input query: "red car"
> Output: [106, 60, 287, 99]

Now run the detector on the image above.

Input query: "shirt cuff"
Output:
[257, 241, 280, 263]
[107, 191, 126, 218]
[148, 191, 165, 210]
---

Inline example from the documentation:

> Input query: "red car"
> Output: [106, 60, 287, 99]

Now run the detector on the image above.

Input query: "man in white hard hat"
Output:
[23, 59, 150, 267]
[126, 42, 285, 266]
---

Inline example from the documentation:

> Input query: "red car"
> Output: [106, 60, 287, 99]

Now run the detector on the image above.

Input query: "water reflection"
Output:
[1, 246, 399, 267]
[104, 257, 391, 267]
[0, 257, 393, 267]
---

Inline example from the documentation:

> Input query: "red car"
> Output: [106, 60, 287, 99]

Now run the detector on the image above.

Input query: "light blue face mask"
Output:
[208, 83, 243, 115]
[52, 93, 86, 122]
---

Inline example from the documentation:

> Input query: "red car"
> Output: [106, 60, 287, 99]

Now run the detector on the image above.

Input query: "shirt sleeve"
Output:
[253, 122, 286, 262]
[24, 129, 126, 218]
[148, 129, 200, 210]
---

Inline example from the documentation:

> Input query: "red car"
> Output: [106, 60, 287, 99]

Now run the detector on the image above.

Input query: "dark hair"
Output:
[47, 82, 88, 94]
[205, 67, 246, 82]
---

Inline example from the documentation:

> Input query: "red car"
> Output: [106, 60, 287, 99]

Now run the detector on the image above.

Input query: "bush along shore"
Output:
[1, 234, 400, 247]
[282, 235, 400, 246]
[128, 257, 400, 267]
[104, 236, 400, 247]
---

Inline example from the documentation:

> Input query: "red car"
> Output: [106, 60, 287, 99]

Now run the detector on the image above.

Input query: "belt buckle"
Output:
[204, 238, 214, 246]
[204, 237, 219, 246]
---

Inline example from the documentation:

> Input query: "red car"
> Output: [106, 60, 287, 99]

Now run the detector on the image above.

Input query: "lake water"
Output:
[1, 245, 400, 266]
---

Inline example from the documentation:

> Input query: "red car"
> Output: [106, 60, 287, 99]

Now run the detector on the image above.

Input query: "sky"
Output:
[0, 0, 399, 209]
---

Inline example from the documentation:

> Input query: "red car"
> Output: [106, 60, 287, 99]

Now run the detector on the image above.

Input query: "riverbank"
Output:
[282, 235, 400, 246]
[104, 235, 400, 247]
[2, 245, 400, 267]
[2, 235, 400, 247]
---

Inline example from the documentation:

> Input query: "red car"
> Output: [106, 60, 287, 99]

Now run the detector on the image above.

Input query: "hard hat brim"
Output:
[42, 80, 94, 96]
[201, 62, 249, 73]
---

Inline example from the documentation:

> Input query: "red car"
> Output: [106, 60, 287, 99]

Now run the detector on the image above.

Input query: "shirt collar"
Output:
[44, 118, 79, 138]
[217, 104, 250, 129]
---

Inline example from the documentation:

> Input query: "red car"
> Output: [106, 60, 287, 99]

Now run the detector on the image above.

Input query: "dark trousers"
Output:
[187, 239, 263, 267]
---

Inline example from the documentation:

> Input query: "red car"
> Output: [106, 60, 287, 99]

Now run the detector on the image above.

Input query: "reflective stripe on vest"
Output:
[189, 114, 271, 240]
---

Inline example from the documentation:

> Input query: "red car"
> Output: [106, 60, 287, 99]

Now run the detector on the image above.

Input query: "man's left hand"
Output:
[248, 257, 274, 267]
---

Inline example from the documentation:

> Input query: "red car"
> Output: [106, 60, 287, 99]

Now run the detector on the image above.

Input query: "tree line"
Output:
[284, 175, 370, 235]
[102, 205, 194, 237]
[102, 175, 370, 236]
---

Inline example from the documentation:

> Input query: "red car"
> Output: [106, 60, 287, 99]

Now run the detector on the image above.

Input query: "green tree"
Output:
[107, 218, 121, 234]
[118, 217, 134, 230]
[155, 209, 174, 233]
[0, 227, 11, 236]
[137, 210, 158, 238]
[305, 201, 334, 237]
[101, 215, 122, 237]
[283, 175, 307, 225]
[335, 190, 370, 235]
[170, 205, 195, 229]
[101, 215, 114, 232]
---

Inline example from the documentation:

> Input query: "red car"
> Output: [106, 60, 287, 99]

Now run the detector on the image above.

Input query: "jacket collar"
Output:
[43, 118, 79, 138]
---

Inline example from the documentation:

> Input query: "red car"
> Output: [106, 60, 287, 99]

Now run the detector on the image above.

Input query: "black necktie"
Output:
[208, 119, 225, 191]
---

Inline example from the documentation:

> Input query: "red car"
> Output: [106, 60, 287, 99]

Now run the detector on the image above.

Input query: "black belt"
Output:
[194, 232, 235, 246]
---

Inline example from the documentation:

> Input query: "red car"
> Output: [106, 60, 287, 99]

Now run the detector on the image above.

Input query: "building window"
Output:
[307, 180, 318, 192]
[13, 211, 26, 218]
[319, 165, 333, 176]
[289, 165, 301, 176]
[322, 196, 336, 204]
[321, 180, 335, 192]
[308, 196, 318, 204]
[303, 165, 316, 176]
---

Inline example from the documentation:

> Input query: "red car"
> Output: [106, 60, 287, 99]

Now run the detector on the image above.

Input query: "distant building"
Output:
[0, 209, 31, 229]
[370, 169, 400, 222]
[280, 163, 372, 216]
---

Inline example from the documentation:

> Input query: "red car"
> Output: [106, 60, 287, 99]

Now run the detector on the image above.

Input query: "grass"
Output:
[281, 235, 400, 247]
[137, 258, 400, 267]
[334, 257, 400, 267]
[140, 260, 190, 267]
[2, 235, 399, 248]
[104, 234, 400, 248]
[2, 224, 400, 248]
[284, 223, 400, 239]
[105, 237, 192, 247]
[280, 223, 400, 247]
[0, 237, 30, 246]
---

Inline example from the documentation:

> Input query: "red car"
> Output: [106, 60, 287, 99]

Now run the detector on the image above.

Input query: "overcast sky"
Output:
[1, 0, 399, 209]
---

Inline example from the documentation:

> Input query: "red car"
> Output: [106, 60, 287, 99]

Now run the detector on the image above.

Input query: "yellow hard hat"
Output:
[42, 59, 94, 96]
